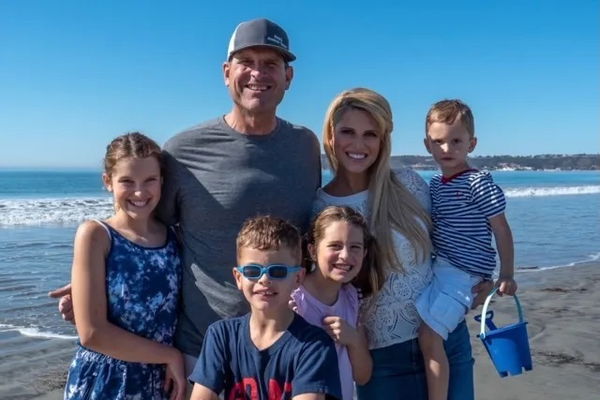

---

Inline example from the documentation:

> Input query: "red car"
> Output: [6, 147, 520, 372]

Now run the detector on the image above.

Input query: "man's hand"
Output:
[471, 279, 494, 309]
[48, 283, 75, 323]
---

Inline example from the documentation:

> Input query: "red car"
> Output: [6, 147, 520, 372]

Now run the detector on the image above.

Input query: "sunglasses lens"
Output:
[243, 266, 262, 278]
[269, 266, 288, 279]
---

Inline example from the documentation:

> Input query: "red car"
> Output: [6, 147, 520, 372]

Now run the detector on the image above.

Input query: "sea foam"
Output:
[1, 185, 599, 226]
[0, 197, 113, 226]
[0, 323, 77, 340]
[504, 185, 600, 198]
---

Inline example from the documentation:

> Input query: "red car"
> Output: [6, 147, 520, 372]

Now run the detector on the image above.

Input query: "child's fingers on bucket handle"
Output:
[496, 277, 517, 296]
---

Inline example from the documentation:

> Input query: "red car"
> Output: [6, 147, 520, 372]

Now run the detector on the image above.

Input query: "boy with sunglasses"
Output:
[189, 216, 342, 400]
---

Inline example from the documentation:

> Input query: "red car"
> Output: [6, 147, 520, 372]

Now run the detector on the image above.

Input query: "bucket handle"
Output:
[479, 287, 524, 339]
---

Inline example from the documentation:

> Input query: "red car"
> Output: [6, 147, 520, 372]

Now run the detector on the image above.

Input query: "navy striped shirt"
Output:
[430, 169, 506, 277]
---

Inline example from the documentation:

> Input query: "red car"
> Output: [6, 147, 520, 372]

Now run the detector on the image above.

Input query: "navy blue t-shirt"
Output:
[189, 313, 342, 400]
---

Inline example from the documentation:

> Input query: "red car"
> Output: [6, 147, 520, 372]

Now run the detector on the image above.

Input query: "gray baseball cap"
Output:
[227, 18, 296, 62]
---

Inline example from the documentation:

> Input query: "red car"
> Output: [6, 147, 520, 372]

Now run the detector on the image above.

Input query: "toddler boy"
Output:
[417, 99, 517, 400]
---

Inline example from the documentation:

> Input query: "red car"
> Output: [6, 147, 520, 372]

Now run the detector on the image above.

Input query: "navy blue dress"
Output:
[65, 220, 181, 400]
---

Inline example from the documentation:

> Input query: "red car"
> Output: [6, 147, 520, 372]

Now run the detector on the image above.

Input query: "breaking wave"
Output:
[504, 185, 600, 198]
[0, 197, 113, 226]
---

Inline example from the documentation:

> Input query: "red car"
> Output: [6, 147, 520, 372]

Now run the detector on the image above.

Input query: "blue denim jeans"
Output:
[356, 320, 474, 400]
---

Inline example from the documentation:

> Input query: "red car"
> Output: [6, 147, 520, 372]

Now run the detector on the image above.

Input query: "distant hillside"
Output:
[321, 154, 600, 171]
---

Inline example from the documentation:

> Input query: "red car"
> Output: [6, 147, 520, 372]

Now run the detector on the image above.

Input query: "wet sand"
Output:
[469, 262, 600, 400]
[2, 262, 599, 399]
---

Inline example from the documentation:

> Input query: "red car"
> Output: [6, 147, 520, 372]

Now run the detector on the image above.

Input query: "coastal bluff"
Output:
[321, 154, 600, 171]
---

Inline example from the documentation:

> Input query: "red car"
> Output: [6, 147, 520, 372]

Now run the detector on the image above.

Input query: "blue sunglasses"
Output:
[236, 264, 302, 280]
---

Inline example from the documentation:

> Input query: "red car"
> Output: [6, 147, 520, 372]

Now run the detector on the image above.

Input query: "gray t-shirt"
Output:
[158, 116, 321, 356]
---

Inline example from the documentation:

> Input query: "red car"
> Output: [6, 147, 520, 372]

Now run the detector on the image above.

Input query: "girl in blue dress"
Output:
[64, 133, 184, 400]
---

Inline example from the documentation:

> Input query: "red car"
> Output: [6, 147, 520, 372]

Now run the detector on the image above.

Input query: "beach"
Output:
[468, 262, 600, 400]
[1, 262, 598, 400]
[1, 170, 598, 399]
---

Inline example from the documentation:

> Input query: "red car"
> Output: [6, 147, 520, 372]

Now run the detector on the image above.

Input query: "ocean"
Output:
[1, 169, 599, 339]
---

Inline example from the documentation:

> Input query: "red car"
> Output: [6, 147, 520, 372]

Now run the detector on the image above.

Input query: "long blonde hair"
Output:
[323, 88, 431, 273]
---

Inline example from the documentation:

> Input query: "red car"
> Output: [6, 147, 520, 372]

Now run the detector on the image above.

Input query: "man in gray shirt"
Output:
[159, 18, 321, 364]
[51, 18, 321, 370]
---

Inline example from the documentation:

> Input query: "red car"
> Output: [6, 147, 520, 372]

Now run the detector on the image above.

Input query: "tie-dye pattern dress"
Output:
[64, 220, 181, 400]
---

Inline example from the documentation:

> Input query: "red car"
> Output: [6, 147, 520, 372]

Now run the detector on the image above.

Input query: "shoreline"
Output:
[469, 261, 600, 400]
[2, 258, 596, 342]
[1, 262, 599, 399]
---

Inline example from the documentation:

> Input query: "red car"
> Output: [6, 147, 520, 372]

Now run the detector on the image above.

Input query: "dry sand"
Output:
[1, 262, 599, 399]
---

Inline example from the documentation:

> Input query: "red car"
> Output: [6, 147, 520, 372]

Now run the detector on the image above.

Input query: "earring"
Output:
[309, 262, 317, 272]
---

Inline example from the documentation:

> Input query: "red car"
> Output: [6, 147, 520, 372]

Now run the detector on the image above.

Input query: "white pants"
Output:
[416, 258, 482, 339]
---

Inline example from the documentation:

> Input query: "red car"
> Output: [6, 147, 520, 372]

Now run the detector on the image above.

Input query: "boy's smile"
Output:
[234, 247, 304, 314]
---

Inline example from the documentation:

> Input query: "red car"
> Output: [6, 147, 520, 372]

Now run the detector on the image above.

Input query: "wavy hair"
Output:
[322, 88, 431, 273]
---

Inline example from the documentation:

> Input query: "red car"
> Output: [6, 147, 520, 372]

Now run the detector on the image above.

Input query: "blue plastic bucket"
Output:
[475, 288, 533, 377]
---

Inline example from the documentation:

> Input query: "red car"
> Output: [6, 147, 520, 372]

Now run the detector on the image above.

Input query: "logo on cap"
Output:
[227, 18, 295, 61]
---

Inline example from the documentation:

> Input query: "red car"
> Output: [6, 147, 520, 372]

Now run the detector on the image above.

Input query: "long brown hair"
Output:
[104, 132, 163, 177]
[304, 206, 384, 297]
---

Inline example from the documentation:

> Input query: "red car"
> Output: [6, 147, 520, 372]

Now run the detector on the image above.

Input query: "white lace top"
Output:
[312, 167, 433, 349]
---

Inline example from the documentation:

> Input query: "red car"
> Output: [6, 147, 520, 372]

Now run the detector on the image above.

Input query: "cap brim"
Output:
[229, 44, 296, 62]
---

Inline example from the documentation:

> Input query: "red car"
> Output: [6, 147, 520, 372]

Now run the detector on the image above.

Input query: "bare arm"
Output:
[322, 316, 372, 385]
[489, 213, 517, 296]
[293, 394, 325, 400]
[71, 221, 185, 399]
[190, 384, 220, 400]
[347, 324, 373, 384]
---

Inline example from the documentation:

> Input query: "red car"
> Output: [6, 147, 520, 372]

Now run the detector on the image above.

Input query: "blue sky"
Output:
[1, 0, 598, 168]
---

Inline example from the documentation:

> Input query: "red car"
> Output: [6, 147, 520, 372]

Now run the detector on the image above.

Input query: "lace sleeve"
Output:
[394, 167, 431, 213]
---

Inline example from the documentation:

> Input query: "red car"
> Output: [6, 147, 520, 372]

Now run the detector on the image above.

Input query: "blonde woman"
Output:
[312, 88, 492, 400]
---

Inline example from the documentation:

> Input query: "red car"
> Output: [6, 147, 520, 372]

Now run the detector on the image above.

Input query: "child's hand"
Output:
[164, 349, 186, 400]
[496, 277, 518, 296]
[322, 316, 360, 347]
[288, 298, 298, 313]
[48, 283, 75, 324]
[471, 279, 494, 309]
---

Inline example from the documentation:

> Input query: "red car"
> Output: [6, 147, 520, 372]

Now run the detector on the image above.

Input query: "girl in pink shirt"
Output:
[291, 205, 384, 400]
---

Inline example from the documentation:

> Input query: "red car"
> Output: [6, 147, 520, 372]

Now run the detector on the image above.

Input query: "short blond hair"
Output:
[426, 99, 475, 137]
[236, 216, 302, 261]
